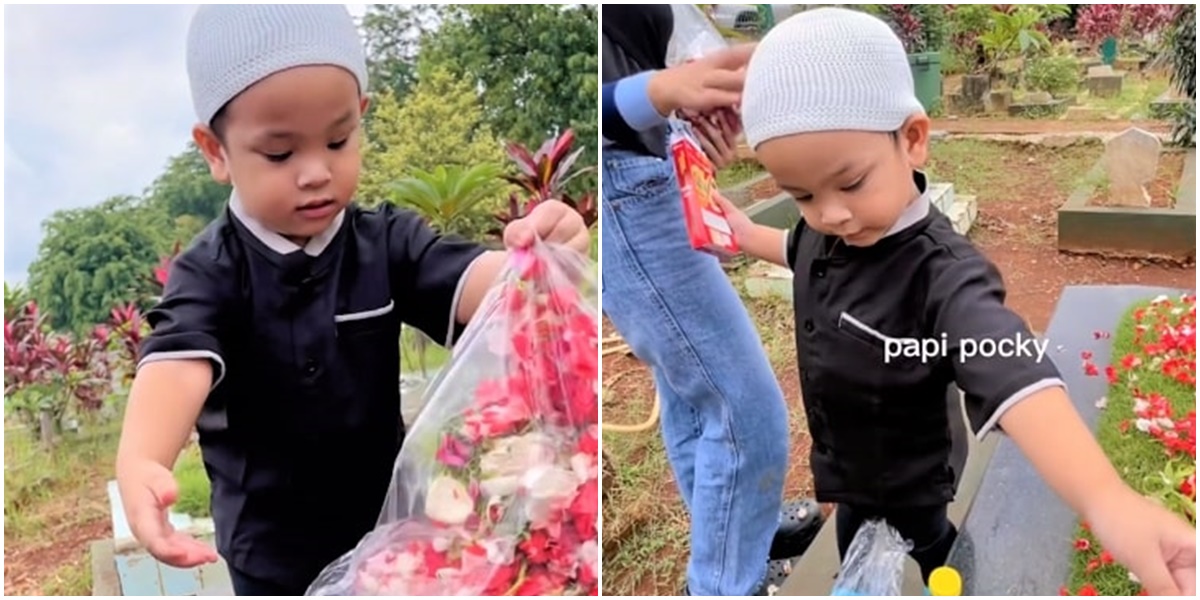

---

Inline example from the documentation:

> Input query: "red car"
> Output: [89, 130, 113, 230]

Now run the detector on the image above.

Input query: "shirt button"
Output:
[304, 359, 319, 376]
[815, 268, 826, 278]
[803, 319, 814, 332]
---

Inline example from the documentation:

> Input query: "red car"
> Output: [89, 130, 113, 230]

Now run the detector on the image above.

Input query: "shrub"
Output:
[1026, 55, 1080, 96]
[1164, 4, 1195, 146]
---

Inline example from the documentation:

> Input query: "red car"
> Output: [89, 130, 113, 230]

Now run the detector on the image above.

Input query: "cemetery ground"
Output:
[2, 328, 442, 596]
[600, 134, 1195, 596]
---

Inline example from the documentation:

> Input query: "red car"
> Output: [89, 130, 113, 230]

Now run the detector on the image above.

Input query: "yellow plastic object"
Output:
[929, 566, 962, 596]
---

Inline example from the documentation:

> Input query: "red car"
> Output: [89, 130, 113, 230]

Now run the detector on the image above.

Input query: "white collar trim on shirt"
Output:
[228, 191, 345, 257]
[881, 171, 932, 239]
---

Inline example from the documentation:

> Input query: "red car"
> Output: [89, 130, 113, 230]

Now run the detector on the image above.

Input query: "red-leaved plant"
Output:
[1076, 4, 1175, 45]
[4, 274, 153, 445]
[493, 129, 597, 235]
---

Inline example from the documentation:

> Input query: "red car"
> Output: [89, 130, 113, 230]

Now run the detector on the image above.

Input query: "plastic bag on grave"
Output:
[831, 519, 913, 596]
[305, 239, 599, 596]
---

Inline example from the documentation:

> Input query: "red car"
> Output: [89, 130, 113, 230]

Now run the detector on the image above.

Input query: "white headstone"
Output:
[1102, 128, 1161, 207]
[1088, 65, 1115, 78]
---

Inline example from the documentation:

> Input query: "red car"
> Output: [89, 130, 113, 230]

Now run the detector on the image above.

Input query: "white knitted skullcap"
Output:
[186, 4, 368, 125]
[742, 7, 925, 149]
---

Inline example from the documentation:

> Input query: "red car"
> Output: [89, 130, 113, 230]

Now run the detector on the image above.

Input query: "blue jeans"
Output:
[601, 148, 790, 595]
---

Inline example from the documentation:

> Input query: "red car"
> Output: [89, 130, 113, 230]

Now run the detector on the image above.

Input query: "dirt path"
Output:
[4, 503, 111, 595]
[930, 117, 1172, 135]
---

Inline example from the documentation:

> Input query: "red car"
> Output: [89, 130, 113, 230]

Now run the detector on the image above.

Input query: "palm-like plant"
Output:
[389, 163, 506, 236]
[389, 163, 506, 377]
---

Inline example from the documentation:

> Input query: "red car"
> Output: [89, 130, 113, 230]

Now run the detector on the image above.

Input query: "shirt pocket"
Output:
[835, 311, 923, 374]
[334, 299, 395, 338]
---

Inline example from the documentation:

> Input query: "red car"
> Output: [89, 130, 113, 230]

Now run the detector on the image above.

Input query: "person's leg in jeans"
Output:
[601, 149, 790, 595]
[835, 503, 958, 585]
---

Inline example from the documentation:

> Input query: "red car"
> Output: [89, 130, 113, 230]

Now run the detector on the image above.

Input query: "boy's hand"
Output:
[119, 459, 219, 568]
[713, 192, 755, 243]
[503, 200, 589, 255]
[1087, 488, 1196, 595]
[684, 108, 740, 169]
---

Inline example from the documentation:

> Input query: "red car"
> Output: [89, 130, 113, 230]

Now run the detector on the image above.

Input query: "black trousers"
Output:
[228, 563, 306, 596]
[835, 503, 957, 585]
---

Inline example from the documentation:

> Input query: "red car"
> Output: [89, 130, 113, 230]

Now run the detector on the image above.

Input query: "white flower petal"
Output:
[1095, 396, 1108, 409]
[1135, 418, 1154, 433]
[426, 475, 474, 526]
[1152, 294, 1169, 305]
[481, 476, 520, 498]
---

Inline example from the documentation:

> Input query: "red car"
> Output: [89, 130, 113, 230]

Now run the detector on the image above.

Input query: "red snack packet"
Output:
[670, 124, 739, 260]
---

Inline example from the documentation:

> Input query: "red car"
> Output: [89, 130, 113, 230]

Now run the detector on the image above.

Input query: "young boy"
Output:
[115, 5, 589, 596]
[717, 7, 1195, 594]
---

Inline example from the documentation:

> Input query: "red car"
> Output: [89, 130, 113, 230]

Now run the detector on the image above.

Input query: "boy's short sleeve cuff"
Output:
[138, 247, 230, 391]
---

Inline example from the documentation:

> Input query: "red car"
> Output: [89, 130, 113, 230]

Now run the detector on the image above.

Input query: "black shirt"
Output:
[138, 195, 486, 590]
[786, 173, 1064, 507]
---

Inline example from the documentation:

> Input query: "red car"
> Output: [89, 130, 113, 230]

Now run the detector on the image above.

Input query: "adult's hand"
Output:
[647, 43, 756, 116]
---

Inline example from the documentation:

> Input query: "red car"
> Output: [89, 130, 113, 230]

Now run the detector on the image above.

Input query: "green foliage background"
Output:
[20, 4, 597, 334]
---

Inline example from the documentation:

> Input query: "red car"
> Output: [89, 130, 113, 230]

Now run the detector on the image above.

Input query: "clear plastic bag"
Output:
[306, 240, 599, 596]
[666, 4, 729, 66]
[831, 519, 913, 596]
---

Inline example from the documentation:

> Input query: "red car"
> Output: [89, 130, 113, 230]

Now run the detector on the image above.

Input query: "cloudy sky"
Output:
[3, 4, 366, 285]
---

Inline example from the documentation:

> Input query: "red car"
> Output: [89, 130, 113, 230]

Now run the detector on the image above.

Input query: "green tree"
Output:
[27, 196, 168, 332]
[421, 5, 598, 183]
[143, 142, 231, 243]
[359, 4, 443, 102]
[358, 68, 505, 204]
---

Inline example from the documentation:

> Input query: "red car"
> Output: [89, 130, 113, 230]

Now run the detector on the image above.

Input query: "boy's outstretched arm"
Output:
[932, 252, 1195, 596]
[714, 194, 789, 267]
[116, 246, 227, 568]
[1000, 389, 1196, 596]
[116, 360, 219, 567]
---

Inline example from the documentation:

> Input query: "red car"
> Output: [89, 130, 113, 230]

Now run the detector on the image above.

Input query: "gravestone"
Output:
[951, 74, 990, 115]
[1085, 65, 1125, 98]
[988, 89, 1012, 114]
[1008, 91, 1067, 117]
[945, 285, 1190, 594]
[1101, 128, 1161, 207]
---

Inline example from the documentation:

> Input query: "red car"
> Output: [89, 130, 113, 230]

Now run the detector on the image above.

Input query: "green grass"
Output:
[174, 443, 211, 518]
[926, 139, 1016, 198]
[4, 418, 119, 540]
[926, 138, 1102, 202]
[716, 160, 765, 189]
[42, 558, 91, 596]
[1066, 299, 1196, 595]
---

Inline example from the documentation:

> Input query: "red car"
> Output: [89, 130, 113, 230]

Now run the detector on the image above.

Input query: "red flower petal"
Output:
[1074, 538, 1091, 551]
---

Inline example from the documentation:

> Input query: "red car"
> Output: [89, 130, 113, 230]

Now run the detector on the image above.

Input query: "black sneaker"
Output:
[770, 499, 824, 560]
[756, 557, 798, 595]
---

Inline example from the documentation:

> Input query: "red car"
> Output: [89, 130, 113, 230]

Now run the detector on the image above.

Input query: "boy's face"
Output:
[194, 65, 369, 243]
[755, 115, 931, 247]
